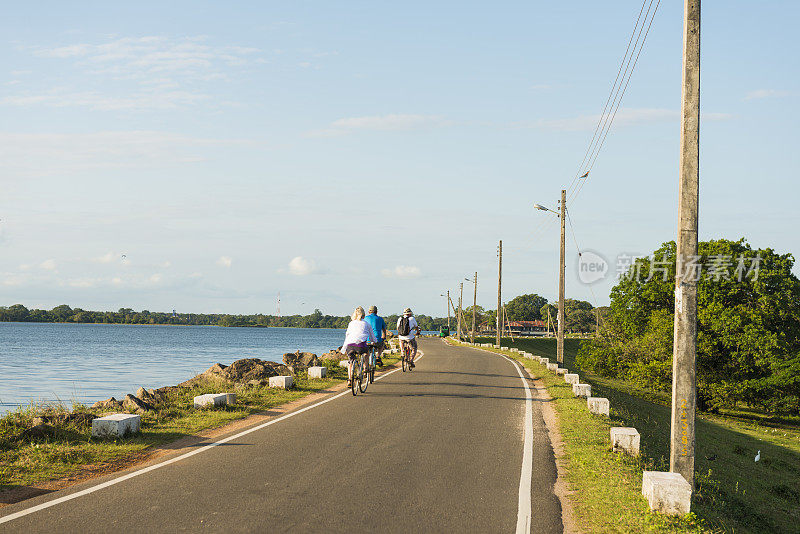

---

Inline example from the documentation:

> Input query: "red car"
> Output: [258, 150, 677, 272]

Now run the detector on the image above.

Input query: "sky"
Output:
[0, 1, 797, 317]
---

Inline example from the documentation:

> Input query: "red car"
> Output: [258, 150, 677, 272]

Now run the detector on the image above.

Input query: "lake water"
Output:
[0, 322, 349, 415]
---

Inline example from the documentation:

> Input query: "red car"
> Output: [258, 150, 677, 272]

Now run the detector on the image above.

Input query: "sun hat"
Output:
[403, 307, 412, 315]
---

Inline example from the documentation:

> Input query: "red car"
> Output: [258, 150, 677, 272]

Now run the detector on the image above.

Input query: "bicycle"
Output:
[401, 340, 413, 372]
[350, 353, 370, 397]
[365, 343, 377, 384]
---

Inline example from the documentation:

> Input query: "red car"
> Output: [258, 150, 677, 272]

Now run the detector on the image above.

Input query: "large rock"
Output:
[322, 349, 347, 361]
[136, 387, 157, 404]
[91, 397, 124, 412]
[283, 350, 320, 372]
[150, 386, 179, 402]
[122, 394, 155, 413]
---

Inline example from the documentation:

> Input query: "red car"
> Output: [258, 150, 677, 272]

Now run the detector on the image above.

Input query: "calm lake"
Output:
[0, 322, 348, 415]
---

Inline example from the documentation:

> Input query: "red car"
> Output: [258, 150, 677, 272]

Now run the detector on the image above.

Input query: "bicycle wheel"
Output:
[401, 349, 408, 372]
[350, 359, 359, 396]
[369, 349, 376, 383]
[359, 356, 369, 393]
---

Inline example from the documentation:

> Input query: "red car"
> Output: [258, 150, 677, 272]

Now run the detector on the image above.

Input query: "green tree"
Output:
[578, 238, 800, 413]
[505, 294, 548, 321]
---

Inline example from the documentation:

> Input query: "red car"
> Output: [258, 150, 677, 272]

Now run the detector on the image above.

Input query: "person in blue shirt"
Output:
[363, 305, 387, 366]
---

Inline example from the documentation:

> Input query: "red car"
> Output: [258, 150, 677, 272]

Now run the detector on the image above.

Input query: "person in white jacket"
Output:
[342, 306, 376, 386]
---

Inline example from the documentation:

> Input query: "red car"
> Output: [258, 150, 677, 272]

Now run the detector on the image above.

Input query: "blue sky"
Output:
[0, 1, 797, 317]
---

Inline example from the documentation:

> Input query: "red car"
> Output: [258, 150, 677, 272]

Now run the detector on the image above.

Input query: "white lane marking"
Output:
[497, 353, 534, 534]
[0, 352, 423, 525]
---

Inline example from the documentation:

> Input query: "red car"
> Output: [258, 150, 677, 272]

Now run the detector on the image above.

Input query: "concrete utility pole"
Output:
[557, 189, 566, 364]
[496, 240, 502, 346]
[457, 282, 464, 340]
[671, 0, 700, 490]
[471, 272, 477, 343]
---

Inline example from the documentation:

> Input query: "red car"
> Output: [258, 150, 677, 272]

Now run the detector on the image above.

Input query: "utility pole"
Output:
[496, 240, 502, 346]
[471, 271, 477, 343]
[671, 0, 700, 491]
[557, 189, 566, 364]
[447, 290, 451, 333]
[457, 282, 464, 340]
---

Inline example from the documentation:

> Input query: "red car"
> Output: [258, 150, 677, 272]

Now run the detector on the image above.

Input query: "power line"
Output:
[569, 0, 662, 206]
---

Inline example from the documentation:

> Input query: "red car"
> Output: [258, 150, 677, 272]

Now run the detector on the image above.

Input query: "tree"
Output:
[505, 294, 548, 321]
[577, 238, 800, 413]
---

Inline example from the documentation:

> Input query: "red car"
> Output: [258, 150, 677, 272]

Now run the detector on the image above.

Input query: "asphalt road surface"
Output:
[0, 338, 563, 533]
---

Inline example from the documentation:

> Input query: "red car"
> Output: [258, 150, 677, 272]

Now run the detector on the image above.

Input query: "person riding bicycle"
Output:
[342, 306, 376, 387]
[363, 305, 387, 366]
[397, 307, 420, 368]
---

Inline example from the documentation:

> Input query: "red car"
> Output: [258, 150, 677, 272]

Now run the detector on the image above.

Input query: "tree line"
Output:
[0, 304, 451, 332]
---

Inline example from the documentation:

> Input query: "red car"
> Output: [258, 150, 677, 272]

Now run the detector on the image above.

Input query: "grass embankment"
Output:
[0, 353, 401, 496]
[469, 337, 800, 533]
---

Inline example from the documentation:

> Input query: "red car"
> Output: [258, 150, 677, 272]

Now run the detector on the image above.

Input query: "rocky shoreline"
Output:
[7, 346, 359, 443]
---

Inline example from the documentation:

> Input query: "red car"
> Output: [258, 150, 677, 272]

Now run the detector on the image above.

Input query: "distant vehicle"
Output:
[439, 326, 449, 337]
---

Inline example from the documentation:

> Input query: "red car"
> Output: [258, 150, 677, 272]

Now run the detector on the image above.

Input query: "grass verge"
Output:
[464, 337, 800, 533]
[1, 354, 401, 497]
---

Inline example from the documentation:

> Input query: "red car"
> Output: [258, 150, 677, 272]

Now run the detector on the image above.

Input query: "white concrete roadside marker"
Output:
[193, 393, 228, 409]
[610, 427, 640, 456]
[546, 363, 558, 372]
[223, 393, 237, 406]
[308, 366, 327, 379]
[91, 414, 140, 438]
[587, 397, 609, 417]
[556, 368, 567, 376]
[540, 357, 549, 366]
[269, 375, 293, 389]
[564, 373, 579, 385]
[642, 472, 692, 515]
[572, 383, 591, 398]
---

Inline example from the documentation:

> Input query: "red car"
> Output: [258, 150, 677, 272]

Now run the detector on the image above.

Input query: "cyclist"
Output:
[363, 305, 387, 366]
[342, 306, 376, 387]
[397, 307, 420, 368]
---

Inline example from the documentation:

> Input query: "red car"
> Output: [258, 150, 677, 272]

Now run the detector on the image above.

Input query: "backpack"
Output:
[398, 316, 411, 336]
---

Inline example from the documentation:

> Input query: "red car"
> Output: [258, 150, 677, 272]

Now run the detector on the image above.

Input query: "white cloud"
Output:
[288, 256, 317, 276]
[0, 130, 250, 176]
[94, 251, 116, 263]
[40, 259, 57, 271]
[216, 256, 233, 268]
[744, 89, 790, 101]
[148, 273, 163, 284]
[533, 107, 731, 132]
[308, 114, 453, 137]
[381, 265, 421, 279]
[7, 36, 262, 111]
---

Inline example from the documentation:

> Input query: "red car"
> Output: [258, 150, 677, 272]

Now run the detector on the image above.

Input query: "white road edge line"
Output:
[498, 353, 534, 534]
[0, 352, 424, 525]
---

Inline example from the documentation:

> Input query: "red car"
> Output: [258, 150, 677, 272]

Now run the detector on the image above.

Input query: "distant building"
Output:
[478, 319, 548, 336]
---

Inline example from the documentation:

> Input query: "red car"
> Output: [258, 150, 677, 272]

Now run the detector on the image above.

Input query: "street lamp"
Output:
[534, 190, 567, 364]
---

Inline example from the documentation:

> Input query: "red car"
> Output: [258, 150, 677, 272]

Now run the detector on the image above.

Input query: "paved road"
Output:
[0, 339, 563, 533]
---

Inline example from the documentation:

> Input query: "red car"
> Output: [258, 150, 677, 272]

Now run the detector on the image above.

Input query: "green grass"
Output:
[469, 337, 800, 533]
[0, 355, 404, 494]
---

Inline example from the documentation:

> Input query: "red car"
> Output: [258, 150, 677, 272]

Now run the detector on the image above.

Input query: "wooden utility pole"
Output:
[471, 272, 477, 343]
[446, 290, 451, 333]
[457, 282, 464, 340]
[671, 0, 700, 490]
[557, 189, 566, 364]
[496, 240, 502, 346]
